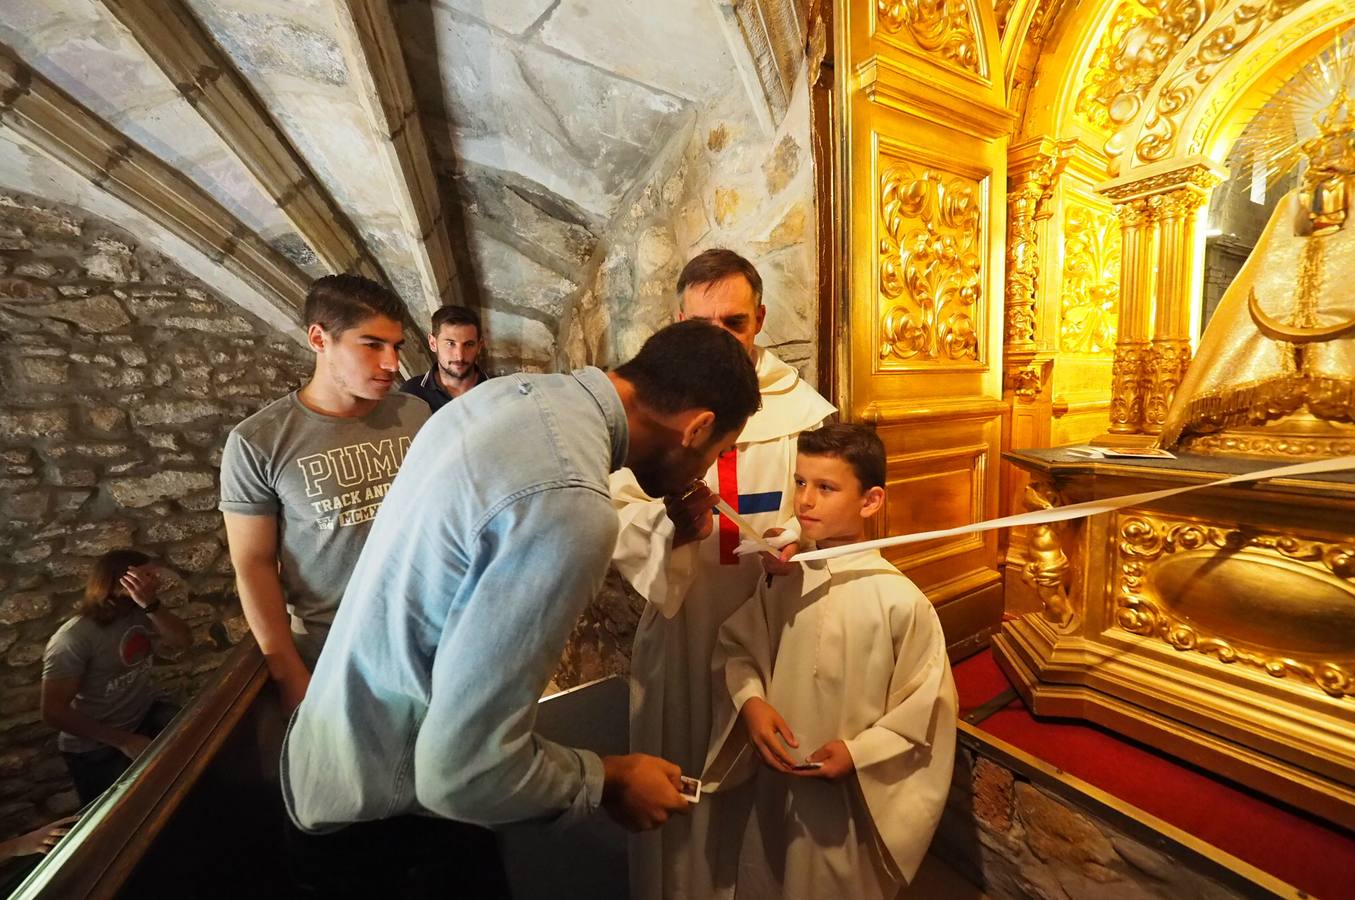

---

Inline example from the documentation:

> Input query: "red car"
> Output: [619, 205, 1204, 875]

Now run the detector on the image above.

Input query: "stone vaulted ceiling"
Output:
[0, 0, 813, 372]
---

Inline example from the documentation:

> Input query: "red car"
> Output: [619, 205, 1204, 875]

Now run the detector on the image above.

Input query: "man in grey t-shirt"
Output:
[220, 275, 429, 713]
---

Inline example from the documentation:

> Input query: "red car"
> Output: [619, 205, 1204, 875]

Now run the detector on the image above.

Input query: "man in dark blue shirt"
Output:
[400, 304, 490, 412]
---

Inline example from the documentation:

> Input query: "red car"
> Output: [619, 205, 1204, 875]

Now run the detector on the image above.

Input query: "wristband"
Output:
[141, 598, 162, 614]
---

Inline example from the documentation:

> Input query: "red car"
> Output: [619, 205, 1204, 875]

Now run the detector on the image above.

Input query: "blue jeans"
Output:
[62, 699, 180, 806]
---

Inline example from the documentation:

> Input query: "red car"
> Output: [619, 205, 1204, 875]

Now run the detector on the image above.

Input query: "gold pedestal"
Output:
[994, 448, 1355, 831]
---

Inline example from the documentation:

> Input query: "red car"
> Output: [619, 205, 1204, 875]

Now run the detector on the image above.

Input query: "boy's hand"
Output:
[794, 740, 854, 781]
[740, 697, 799, 772]
[758, 528, 799, 577]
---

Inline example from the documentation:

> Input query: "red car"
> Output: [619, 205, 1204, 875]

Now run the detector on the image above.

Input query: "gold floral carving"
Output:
[1181, 430, 1355, 457]
[1143, 338, 1192, 431]
[1115, 515, 1355, 698]
[875, 0, 981, 74]
[1075, 0, 1154, 133]
[1006, 149, 1069, 347]
[878, 162, 983, 365]
[1099, 0, 1212, 145]
[1007, 365, 1044, 400]
[1135, 0, 1304, 163]
[1100, 164, 1221, 203]
[1023, 480, 1075, 628]
[1109, 342, 1150, 431]
[1059, 202, 1121, 354]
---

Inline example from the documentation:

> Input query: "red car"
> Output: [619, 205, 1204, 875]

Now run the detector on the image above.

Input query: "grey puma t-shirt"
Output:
[219, 391, 429, 665]
[43, 611, 160, 753]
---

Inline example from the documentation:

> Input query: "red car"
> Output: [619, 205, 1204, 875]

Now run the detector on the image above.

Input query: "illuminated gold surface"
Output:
[1114, 513, 1355, 697]
[878, 160, 984, 365]
[875, 0, 983, 75]
[835, 0, 1005, 630]
[1059, 201, 1121, 354]
[1074, 0, 1154, 134]
[994, 452, 1355, 829]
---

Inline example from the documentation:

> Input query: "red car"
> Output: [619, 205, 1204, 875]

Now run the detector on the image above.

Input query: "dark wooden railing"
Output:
[9, 640, 630, 900]
[10, 637, 285, 900]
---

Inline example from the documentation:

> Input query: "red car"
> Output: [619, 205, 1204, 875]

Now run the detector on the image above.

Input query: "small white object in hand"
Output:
[733, 530, 798, 558]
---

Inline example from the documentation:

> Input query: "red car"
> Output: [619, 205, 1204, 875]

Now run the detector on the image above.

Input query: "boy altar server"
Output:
[704, 424, 957, 899]
[612, 249, 834, 900]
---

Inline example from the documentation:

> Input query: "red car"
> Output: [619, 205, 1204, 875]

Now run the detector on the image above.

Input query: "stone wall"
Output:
[0, 190, 312, 839]
[402, 1, 819, 382]
[934, 742, 1256, 899]
[562, 68, 818, 380]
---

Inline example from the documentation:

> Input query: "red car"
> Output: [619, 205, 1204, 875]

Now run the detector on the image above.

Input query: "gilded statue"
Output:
[1159, 46, 1355, 456]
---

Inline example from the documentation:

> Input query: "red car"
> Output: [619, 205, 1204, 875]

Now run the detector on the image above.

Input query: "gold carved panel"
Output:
[881, 443, 988, 566]
[1073, 0, 1154, 134]
[1113, 512, 1355, 698]
[877, 154, 987, 371]
[1059, 200, 1120, 354]
[874, 0, 983, 77]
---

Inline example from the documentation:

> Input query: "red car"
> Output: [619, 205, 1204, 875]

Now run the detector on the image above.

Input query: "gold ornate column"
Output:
[1105, 197, 1154, 435]
[1097, 160, 1225, 439]
[1145, 183, 1214, 432]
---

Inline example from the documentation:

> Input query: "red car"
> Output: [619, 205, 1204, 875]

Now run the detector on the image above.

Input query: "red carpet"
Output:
[954, 650, 1355, 900]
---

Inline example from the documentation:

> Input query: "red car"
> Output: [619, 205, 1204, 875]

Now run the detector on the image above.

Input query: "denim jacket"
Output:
[281, 367, 628, 831]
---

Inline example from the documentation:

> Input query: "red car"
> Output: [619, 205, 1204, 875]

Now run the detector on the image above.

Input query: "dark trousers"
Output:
[286, 813, 512, 900]
[62, 699, 180, 806]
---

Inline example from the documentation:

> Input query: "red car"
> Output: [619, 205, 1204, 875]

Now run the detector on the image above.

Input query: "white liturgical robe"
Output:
[612, 347, 834, 900]
[703, 548, 957, 900]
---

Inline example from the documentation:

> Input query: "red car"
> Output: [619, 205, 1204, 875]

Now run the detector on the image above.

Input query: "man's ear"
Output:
[427, 332, 438, 355]
[679, 410, 716, 449]
[306, 323, 328, 354]
[754, 303, 767, 335]
[860, 485, 886, 518]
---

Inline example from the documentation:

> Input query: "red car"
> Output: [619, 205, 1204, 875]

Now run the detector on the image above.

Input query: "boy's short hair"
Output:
[614, 319, 761, 437]
[676, 248, 763, 305]
[430, 304, 481, 338]
[797, 424, 886, 490]
[303, 274, 405, 337]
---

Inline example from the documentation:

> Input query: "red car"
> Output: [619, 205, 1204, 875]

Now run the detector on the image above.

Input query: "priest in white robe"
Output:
[612, 249, 835, 900]
[703, 546, 957, 900]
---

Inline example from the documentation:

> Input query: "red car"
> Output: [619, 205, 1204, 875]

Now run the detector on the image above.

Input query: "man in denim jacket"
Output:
[280, 320, 761, 897]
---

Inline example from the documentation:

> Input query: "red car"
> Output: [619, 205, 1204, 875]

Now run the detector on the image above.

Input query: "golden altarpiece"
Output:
[818, 0, 1355, 833]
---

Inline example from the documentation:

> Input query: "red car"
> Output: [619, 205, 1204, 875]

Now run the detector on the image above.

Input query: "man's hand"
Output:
[601, 754, 690, 831]
[117, 733, 153, 761]
[739, 697, 799, 772]
[794, 740, 854, 781]
[4, 816, 76, 859]
[121, 564, 160, 608]
[664, 481, 715, 549]
[758, 528, 800, 577]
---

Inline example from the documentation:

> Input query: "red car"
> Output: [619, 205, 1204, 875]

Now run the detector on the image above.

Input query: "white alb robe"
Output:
[612, 348, 834, 900]
[703, 549, 957, 900]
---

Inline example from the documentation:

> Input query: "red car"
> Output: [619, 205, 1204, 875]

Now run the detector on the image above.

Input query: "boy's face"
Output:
[793, 453, 883, 545]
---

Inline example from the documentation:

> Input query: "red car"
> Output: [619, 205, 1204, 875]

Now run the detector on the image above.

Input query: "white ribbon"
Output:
[713, 496, 779, 554]
[790, 455, 1355, 563]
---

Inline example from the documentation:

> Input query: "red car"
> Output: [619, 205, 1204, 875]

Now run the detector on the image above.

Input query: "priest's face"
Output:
[679, 275, 766, 361]
[632, 427, 741, 499]
[793, 453, 874, 546]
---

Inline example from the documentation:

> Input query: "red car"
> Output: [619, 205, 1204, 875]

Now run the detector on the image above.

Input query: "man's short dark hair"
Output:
[676, 248, 763, 305]
[303, 274, 406, 337]
[614, 320, 760, 437]
[797, 424, 886, 491]
[430, 304, 481, 338]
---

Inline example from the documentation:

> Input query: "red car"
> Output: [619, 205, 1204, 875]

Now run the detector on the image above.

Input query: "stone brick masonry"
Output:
[0, 190, 311, 838]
